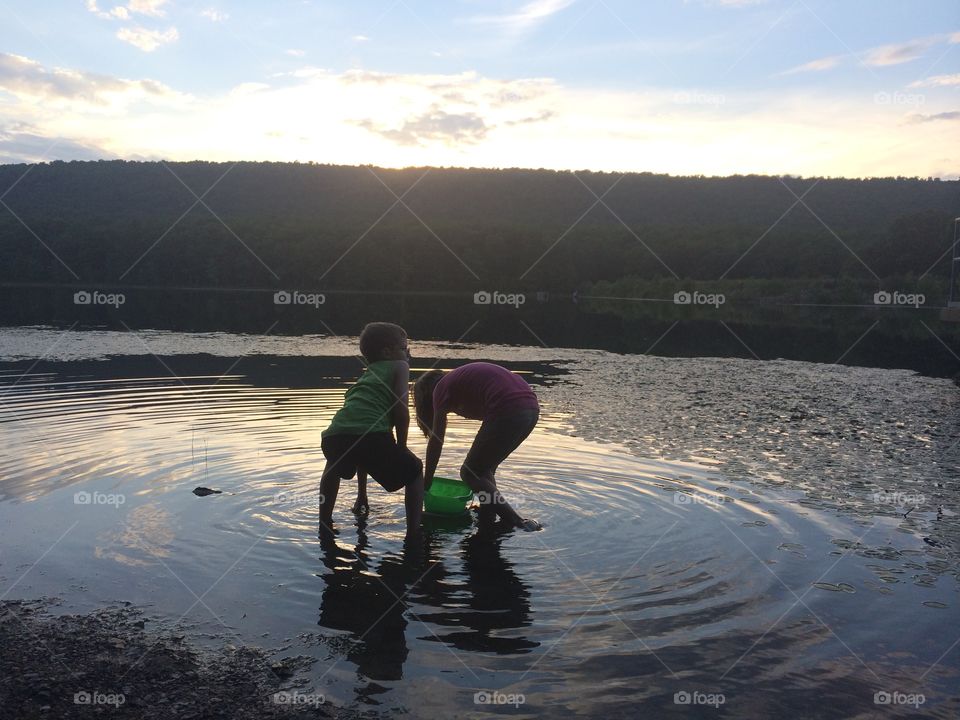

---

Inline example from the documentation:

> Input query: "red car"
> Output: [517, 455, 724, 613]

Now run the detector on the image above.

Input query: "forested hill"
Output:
[0, 160, 956, 291]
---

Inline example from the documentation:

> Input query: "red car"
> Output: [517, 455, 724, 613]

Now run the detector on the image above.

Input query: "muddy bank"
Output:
[0, 599, 361, 720]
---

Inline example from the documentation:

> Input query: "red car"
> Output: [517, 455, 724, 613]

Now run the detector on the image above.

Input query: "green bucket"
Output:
[424, 476, 473, 516]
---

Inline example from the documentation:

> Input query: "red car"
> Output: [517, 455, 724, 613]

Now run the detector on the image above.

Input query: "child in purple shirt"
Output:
[414, 362, 541, 531]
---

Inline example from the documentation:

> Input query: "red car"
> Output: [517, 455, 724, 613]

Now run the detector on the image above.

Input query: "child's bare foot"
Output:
[351, 498, 369, 515]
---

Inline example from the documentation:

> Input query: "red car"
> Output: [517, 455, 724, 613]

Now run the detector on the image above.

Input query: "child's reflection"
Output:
[316, 521, 537, 687]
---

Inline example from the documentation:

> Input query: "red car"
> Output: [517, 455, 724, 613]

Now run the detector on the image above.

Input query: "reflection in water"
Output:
[317, 522, 420, 682]
[317, 519, 538, 688]
[432, 530, 537, 655]
[0, 341, 958, 718]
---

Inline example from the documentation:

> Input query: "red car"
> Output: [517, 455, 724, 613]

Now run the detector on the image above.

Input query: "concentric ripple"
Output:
[0, 339, 957, 718]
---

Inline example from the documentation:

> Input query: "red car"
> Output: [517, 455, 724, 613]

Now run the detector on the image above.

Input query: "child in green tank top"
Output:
[319, 322, 424, 540]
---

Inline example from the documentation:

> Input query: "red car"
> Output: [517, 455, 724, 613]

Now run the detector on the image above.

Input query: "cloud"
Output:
[468, 0, 576, 32]
[910, 73, 960, 88]
[86, 0, 129, 19]
[126, 0, 168, 17]
[116, 26, 179, 52]
[86, 0, 167, 19]
[909, 111, 960, 123]
[285, 49, 305, 57]
[780, 55, 843, 75]
[0, 52, 181, 105]
[864, 37, 940, 67]
[200, 8, 228, 22]
[352, 35, 370, 42]
[783, 32, 959, 75]
[3, 59, 956, 180]
[0, 123, 112, 163]
[356, 109, 489, 146]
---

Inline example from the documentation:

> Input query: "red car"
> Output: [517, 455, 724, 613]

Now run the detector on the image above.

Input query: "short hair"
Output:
[359, 322, 407, 363]
[413, 370, 444, 437]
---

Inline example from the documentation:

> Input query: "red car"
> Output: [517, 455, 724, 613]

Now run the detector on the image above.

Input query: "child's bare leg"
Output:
[352, 468, 369, 514]
[461, 465, 523, 527]
[319, 462, 341, 531]
[404, 472, 424, 537]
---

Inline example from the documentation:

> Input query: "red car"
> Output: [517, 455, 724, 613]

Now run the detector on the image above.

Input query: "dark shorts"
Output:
[321, 433, 422, 492]
[462, 408, 539, 480]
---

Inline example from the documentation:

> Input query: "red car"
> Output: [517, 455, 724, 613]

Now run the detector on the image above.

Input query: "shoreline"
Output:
[0, 599, 349, 719]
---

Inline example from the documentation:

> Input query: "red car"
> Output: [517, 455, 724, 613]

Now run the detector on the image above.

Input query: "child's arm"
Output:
[423, 412, 446, 492]
[390, 360, 411, 448]
[352, 468, 369, 514]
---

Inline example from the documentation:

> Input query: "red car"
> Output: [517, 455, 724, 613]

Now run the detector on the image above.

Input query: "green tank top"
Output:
[322, 361, 398, 438]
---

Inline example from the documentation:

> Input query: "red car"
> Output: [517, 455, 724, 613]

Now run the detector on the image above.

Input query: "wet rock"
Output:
[192, 487, 222, 496]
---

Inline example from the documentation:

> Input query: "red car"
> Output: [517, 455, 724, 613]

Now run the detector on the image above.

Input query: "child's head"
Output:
[413, 370, 443, 437]
[359, 322, 408, 363]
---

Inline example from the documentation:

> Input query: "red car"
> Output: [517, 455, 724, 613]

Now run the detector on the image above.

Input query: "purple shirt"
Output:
[433, 362, 539, 420]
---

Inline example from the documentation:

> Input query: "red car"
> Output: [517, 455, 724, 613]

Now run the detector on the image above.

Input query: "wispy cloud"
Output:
[352, 35, 370, 42]
[780, 55, 843, 75]
[782, 32, 960, 75]
[909, 110, 960, 123]
[116, 26, 179, 52]
[285, 49, 305, 57]
[200, 8, 228, 22]
[468, 0, 576, 32]
[86, 0, 128, 20]
[910, 73, 960, 88]
[87, 0, 168, 19]
[0, 52, 180, 104]
[126, 0, 169, 17]
[864, 37, 940, 67]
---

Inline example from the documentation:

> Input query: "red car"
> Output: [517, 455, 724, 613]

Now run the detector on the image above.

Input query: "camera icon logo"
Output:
[874, 691, 892, 705]
[74, 491, 92, 504]
[873, 291, 891, 305]
[474, 291, 492, 305]
[674, 691, 692, 704]
[673, 291, 691, 305]
[74, 291, 92, 305]
[74, 691, 92, 705]
[674, 492, 691, 505]
[274, 290, 292, 305]
[474, 691, 491, 704]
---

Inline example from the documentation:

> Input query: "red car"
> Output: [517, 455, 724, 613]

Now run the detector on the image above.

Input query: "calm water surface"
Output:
[0, 328, 957, 718]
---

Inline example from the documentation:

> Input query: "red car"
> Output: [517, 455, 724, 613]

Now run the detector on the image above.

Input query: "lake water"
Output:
[0, 327, 958, 718]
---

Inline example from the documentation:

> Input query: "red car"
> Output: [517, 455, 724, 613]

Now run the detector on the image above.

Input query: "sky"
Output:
[0, 0, 958, 178]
